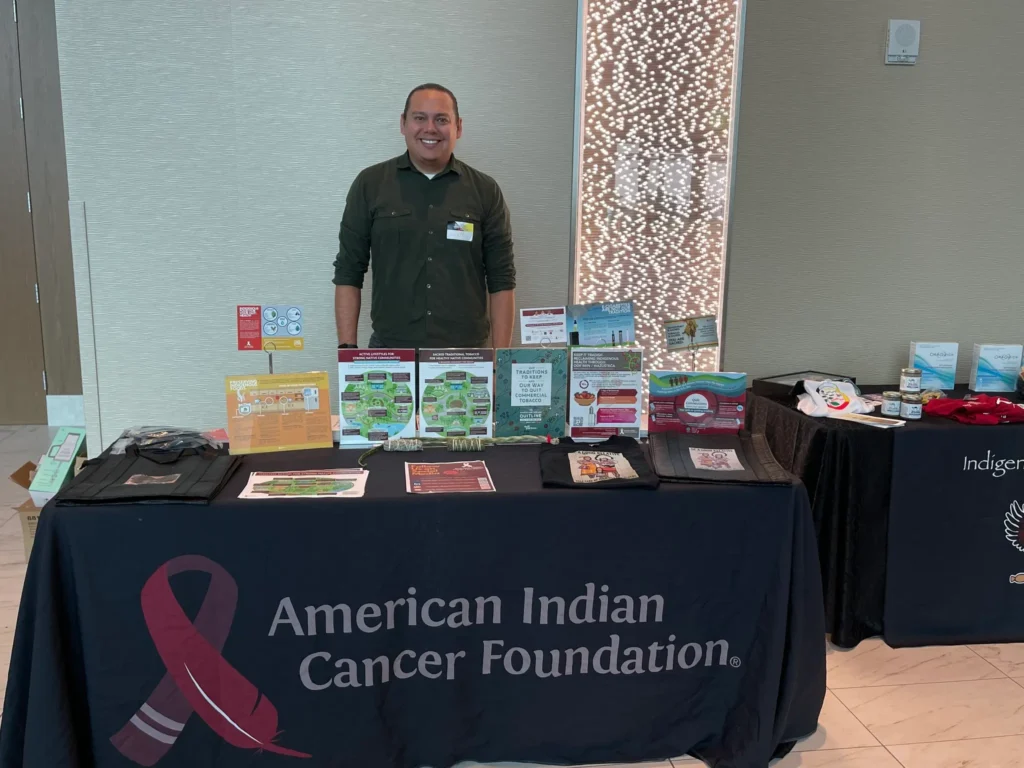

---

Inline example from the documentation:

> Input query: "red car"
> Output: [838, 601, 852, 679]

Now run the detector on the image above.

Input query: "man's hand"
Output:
[489, 290, 515, 348]
[335, 285, 361, 345]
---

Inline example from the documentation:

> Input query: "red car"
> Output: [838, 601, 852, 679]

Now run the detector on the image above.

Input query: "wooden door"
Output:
[0, 0, 47, 425]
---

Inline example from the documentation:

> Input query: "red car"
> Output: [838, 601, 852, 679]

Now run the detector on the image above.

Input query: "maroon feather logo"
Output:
[111, 555, 310, 765]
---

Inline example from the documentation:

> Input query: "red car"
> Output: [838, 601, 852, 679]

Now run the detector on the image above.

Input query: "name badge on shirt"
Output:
[447, 221, 475, 242]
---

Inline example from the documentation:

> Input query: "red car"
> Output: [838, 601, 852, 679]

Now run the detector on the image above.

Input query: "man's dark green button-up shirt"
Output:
[333, 152, 516, 348]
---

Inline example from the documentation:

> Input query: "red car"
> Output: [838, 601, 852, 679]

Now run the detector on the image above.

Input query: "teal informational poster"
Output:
[494, 348, 568, 438]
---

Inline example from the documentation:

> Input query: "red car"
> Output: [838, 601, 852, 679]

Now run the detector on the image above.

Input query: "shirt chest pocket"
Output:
[370, 207, 413, 260]
[372, 207, 414, 235]
[447, 209, 483, 250]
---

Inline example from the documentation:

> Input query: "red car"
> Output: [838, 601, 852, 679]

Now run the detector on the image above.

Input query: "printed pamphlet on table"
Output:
[405, 461, 496, 493]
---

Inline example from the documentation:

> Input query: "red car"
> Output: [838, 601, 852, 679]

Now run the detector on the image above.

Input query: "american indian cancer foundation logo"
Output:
[112, 555, 310, 764]
[1003, 501, 1024, 585]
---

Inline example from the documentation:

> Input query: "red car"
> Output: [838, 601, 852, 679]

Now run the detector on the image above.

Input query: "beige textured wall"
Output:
[57, 0, 578, 451]
[723, 1, 1024, 384]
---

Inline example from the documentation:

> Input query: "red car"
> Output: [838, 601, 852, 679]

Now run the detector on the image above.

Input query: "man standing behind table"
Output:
[333, 83, 516, 350]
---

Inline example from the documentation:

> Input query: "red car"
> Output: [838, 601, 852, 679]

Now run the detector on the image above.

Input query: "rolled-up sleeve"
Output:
[482, 183, 516, 294]
[333, 172, 371, 288]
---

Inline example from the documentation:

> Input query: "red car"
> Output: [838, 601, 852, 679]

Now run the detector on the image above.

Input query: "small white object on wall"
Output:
[886, 19, 921, 65]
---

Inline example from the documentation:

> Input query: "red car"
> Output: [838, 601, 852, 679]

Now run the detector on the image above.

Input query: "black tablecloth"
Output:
[0, 445, 825, 768]
[749, 389, 1024, 649]
[748, 394, 891, 647]
[886, 417, 1024, 646]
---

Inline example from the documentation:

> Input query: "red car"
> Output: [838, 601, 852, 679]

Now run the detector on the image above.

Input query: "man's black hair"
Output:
[404, 83, 460, 121]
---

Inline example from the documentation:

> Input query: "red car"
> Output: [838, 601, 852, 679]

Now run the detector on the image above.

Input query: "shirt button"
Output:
[428, 230, 433, 235]
[427, 257, 433, 262]
[428, 204, 434, 209]
[427, 310, 432, 316]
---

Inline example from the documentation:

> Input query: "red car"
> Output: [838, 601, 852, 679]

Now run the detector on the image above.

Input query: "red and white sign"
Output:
[236, 304, 304, 352]
[236, 306, 262, 351]
[519, 307, 567, 345]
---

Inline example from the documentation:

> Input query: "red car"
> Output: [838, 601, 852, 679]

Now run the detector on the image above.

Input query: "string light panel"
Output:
[575, 0, 742, 381]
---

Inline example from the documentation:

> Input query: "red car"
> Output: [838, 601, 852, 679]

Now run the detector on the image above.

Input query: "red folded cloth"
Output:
[924, 395, 1024, 425]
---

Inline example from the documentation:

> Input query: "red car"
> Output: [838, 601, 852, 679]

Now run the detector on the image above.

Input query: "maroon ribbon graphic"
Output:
[112, 555, 310, 765]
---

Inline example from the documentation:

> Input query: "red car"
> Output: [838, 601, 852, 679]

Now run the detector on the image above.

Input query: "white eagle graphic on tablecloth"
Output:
[1004, 501, 1024, 553]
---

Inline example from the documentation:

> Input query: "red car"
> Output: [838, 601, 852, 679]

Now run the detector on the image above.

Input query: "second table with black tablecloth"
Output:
[748, 392, 893, 647]
[0, 443, 825, 768]
[749, 388, 1024, 649]
[886, 412, 1024, 646]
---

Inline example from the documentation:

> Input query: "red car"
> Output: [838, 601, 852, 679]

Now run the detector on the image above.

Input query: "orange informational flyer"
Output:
[225, 372, 333, 455]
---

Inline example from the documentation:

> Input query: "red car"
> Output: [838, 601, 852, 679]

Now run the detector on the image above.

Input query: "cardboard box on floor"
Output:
[8, 455, 86, 562]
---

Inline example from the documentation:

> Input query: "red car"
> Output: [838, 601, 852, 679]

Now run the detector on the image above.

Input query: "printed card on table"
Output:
[239, 469, 368, 499]
[405, 461, 496, 494]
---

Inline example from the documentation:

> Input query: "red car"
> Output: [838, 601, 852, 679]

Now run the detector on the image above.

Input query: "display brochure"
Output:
[225, 372, 333, 454]
[566, 301, 636, 348]
[239, 469, 368, 499]
[519, 307, 568, 345]
[338, 349, 416, 445]
[28, 427, 87, 506]
[970, 344, 1023, 392]
[649, 371, 746, 434]
[419, 349, 494, 438]
[909, 342, 958, 390]
[494, 348, 568, 438]
[236, 304, 304, 351]
[405, 460, 496, 494]
[569, 348, 643, 439]
[664, 315, 719, 350]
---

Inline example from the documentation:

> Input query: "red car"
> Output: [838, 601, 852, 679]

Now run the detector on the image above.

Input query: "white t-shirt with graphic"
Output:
[797, 379, 873, 417]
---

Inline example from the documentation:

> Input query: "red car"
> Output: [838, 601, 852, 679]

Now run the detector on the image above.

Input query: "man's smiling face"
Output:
[401, 89, 462, 173]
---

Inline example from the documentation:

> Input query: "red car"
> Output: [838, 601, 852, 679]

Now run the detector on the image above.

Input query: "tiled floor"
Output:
[4, 425, 1024, 766]
[0, 426, 53, 721]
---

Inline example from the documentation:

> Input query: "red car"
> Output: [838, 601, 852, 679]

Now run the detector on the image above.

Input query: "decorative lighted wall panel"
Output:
[576, 0, 742, 377]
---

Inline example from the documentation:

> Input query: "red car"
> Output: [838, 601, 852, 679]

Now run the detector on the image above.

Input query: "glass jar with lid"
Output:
[881, 391, 902, 417]
[900, 393, 923, 420]
[900, 368, 922, 393]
